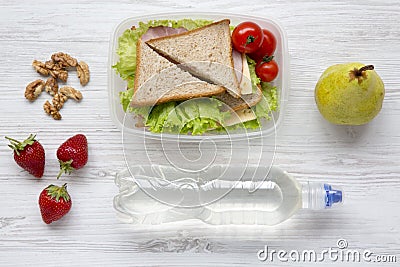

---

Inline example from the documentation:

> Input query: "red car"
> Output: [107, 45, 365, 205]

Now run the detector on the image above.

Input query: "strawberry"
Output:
[57, 134, 88, 178]
[39, 183, 72, 224]
[6, 134, 45, 178]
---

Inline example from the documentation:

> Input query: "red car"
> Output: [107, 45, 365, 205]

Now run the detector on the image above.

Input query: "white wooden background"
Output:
[0, 0, 399, 266]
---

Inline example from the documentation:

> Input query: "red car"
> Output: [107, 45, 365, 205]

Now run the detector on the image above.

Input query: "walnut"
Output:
[59, 86, 82, 101]
[25, 79, 45, 101]
[30, 53, 88, 120]
[32, 60, 50, 76]
[44, 60, 59, 70]
[46, 60, 69, 70]
[33, 59, 68, 82]
[51, 69, 68, 82]
[52, 93, 68, 110]
[77, 61, 90, 86]
[43, 100, 61, 120]
[51, 52, 78, 68]
[41, 60, 68, 82]
[44, 77, 58, 96]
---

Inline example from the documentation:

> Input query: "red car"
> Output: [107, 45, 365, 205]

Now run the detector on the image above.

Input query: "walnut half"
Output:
[51, 52, 78, 68]
[77, 61, 90, 86]
[44, 77, 58, 96]
[52, 93, 68, 110]
[43, 100, 61, 120]
[51, 68, 68, 82]
[25, 79, 45, 101]
[32, 60, 50, 76]
[33, 59, 68, 82]
[59, 86, 82, 101]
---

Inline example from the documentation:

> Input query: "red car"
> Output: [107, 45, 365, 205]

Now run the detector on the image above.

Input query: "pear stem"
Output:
[349, 65, 375, 84]
[355, 65, 374, 76]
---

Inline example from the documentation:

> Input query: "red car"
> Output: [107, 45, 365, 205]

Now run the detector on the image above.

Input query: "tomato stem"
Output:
[261, 55, 274, 63]
[246, 35, 255, 45]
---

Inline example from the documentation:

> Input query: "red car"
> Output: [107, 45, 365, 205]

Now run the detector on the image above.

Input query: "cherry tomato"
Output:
[248, 29, 277, 62]
[255, 56, 279, 82]
[232, 22, 263, 53]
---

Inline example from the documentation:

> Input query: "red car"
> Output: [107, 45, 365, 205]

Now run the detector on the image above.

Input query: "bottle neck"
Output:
[301, 182, 343, 210]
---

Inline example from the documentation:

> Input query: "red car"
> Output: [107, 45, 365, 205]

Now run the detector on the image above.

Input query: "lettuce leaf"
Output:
[113, 29, 140, 82]
[120, 88, 134, 112]
[167, 19, 214, 30]
[260, 82, 278, 113]
[146, 102, 176, 133]
[143, 99, 229, 135]
[246, 56, 261, 89]
[178, 99, 229, 135]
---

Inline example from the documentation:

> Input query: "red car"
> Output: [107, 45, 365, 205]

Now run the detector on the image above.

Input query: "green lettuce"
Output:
[113, 29, 139, 83]
[246, 56, 261, 89]
[139, 99, 229, 135]
[145, 102, 176, 133]
[253, 82, 278, 120]
[120, 88, 134, 113]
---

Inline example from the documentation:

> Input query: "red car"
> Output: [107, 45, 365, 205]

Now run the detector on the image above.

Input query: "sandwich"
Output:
[131, 39, 225, 106]
[146, 19, 241, 98]
[113, 18, 278, 135]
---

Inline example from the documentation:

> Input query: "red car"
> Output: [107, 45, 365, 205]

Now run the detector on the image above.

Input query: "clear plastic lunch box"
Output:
[108, 12, 289, 141]
[109, 13, 289, 224]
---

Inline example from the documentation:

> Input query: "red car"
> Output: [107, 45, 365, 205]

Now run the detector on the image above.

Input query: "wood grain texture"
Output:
[0, 0, 399, 266]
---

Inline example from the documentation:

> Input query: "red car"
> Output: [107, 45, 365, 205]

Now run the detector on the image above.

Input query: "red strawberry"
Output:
[57, 134, 88, 178]
[39, 183, 72, 224]
[6, 134, 45, 178]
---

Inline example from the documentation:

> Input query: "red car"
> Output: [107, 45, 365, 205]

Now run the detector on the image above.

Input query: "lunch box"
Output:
[108, 12, 289, 141]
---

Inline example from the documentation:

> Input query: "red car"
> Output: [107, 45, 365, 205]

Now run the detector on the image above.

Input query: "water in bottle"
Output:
[114, 165, 343, 225]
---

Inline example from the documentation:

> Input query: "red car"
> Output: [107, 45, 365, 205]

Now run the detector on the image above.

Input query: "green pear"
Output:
[315, 63, 385, 125]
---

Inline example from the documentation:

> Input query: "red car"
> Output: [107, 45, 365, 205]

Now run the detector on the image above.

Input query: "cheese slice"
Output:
[240, 54, 253, 95]
[224, 108, 256, 127]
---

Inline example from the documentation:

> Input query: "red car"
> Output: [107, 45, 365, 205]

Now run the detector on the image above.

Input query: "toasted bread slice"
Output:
[215, 85, 263, 111]
[131, 40, 225, 107]
[146, 19, 241, 98]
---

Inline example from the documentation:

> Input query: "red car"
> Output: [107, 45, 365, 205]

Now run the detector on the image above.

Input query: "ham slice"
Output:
[141, 26, 187, 42]
[232, 49, 243, 83]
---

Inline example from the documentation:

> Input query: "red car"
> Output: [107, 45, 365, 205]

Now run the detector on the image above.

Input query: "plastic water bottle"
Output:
[114, 165, 343, 225]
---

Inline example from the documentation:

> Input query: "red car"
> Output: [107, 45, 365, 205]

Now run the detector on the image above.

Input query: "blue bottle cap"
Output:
[324, 184, 343, 207]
